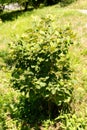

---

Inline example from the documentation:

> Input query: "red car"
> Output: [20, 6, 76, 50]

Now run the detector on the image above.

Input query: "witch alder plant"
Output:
[9, 14, 75, 121]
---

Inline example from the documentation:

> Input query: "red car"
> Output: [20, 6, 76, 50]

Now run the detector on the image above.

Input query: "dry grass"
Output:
[67, 0, 87, 9]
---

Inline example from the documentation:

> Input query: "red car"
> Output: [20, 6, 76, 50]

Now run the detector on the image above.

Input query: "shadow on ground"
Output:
[0, 8, 33, 22]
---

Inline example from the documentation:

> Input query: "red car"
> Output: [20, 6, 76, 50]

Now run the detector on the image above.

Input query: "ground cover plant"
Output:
[0, 0, 87, 129]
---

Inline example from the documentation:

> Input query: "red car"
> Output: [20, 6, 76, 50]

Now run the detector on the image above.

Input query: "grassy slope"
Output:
[67, 0, 87, 9]
[0, 0, 87, 129]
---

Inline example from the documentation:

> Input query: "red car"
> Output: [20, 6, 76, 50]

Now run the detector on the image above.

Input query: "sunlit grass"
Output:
[67, 0, 87, 9]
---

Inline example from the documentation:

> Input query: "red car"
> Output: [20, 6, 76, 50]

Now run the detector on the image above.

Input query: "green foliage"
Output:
[0, 0, 16, 4]
[9, 14, 75, 123]
[56, 114, 87, 130]
[0, 86, 20, 130]
[60, 0, 77, 7]
[19, 0, 76, 9]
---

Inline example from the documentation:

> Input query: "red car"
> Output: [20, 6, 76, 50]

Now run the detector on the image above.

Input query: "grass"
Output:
[67, 0, 87, 9]
[0, 0, 87, 129]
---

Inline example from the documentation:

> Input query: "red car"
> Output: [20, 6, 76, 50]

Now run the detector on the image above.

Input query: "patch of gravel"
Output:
[4, 3, 21, 11]
[78, 9, 87, 14]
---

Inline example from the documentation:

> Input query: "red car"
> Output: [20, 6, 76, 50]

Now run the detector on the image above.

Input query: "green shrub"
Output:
[9, 14, 75, 123]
